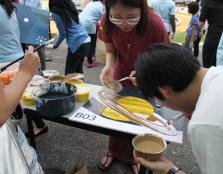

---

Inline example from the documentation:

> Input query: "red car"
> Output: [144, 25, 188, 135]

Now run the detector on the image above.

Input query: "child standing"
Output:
[184, 2, 199, 53]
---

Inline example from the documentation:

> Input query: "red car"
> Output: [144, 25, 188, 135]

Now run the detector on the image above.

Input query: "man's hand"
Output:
[134, 150, 174, 174]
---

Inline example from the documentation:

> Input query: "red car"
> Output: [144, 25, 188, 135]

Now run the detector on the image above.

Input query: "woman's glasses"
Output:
[109, 15, 140, 26]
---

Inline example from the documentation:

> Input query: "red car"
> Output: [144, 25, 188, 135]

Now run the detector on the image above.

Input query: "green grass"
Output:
[172, 31, 206, 44]
[172, 31, 186, 43]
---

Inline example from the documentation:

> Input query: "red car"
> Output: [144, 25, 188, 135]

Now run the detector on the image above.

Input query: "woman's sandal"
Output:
[98, 153, 115, 170]
[131, 163, 140, 174]
[25, 125, 48, 138]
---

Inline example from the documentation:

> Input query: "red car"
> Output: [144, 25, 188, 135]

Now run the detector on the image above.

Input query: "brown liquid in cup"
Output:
[135, 140, 164, 154]
[104, 80, 118, 90]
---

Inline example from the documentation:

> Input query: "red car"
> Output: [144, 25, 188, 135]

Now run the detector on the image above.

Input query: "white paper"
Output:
[69, 107, 183, 144]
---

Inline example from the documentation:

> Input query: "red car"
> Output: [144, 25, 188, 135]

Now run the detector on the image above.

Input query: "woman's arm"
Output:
[52, 13, 67, 48]
[0, 47, 40, 126]
[100, 42, 117, 80]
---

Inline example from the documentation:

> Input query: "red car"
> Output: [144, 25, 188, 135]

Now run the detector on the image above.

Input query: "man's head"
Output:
[135, 43, 201, 113]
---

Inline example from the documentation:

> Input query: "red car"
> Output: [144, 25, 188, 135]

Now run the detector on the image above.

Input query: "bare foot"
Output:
[99, 154, 114, 170]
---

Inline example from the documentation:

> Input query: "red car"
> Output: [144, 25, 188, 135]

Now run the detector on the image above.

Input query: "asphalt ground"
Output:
[20, 41, 202, 174]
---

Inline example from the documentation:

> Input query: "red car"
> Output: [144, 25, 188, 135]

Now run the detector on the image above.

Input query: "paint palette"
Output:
[97, 91, 177, 136]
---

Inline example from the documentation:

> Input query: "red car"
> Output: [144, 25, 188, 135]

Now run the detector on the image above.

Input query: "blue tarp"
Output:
[15, 3, 49, 45]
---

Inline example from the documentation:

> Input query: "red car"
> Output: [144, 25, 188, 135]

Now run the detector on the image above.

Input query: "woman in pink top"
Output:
[98, 0, 169, 173]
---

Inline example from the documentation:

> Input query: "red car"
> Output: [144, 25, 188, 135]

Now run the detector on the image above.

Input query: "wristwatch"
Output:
[167, 165, 181, 174]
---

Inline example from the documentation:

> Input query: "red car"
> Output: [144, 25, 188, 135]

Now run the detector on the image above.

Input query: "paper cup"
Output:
[132, 134, 167, 161]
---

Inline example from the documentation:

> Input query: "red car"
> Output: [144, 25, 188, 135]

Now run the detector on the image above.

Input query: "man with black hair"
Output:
[133, 43, 223, 174]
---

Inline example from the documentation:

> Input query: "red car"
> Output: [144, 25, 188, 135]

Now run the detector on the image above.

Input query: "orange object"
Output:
[0, 63, 19, 85]
[0, 72, 17, 85]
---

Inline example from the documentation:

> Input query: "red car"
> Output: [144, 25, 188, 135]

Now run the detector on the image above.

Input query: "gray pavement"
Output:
[20, 42, 201, 174]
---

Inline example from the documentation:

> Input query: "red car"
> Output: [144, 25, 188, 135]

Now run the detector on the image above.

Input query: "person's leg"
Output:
[99, 136, 139, 173]
[202, 40, 211, 67]
[65, 44, 86, 75]
[193, 35, 201, 57]
[184, 35, 193, 53]
[75, 46, 86, 74]
[37, 47, 46, 70]
[87, 34, 94, 64]
[65, 48, 76, 75]
[87, 34, 97, 65]
[202, 35, 221, 67]
[74, 43, 90, 73]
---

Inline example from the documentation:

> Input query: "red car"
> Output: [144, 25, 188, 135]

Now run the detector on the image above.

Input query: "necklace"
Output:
[127, 43, 131, 50]
[126, 29, 136, 50]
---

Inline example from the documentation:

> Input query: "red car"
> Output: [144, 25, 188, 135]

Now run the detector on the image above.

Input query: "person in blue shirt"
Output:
[0, 1, 24, 63]
[217, 33, 223, 66]
[20, 0, 42, 8]
[149, 0, 176, 38]
[184, 2, 199, 53]
[79, 0, 105, 68]
[49, 0, 91, 75]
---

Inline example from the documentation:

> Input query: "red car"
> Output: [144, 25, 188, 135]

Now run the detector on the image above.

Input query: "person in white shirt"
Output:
[132, 43, 223, 174]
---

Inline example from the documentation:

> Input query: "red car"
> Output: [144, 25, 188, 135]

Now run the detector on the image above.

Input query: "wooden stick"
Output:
[118, 77, 129, 82]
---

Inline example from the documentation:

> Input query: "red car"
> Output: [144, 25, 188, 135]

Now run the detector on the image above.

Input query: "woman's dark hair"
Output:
[135, 43, 200, 100]
[188, 2, 199, 14]
[0, 0, 15, 17]
[49, 0, 79, 25]
[104, 0, 149, 35]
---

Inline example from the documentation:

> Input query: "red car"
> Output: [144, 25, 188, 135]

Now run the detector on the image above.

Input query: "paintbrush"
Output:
[0, 38, 55, 73]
